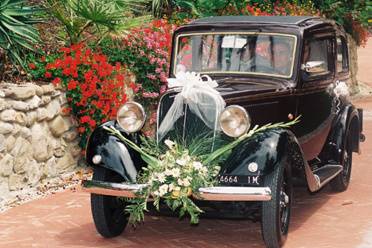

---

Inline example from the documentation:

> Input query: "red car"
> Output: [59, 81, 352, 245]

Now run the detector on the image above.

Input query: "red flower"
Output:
[41, 56, 46, 62]
[67, 80, 78, 90]
[89, 119, 96, 128]
[80, 116, 90, 124]
[28, 63, 36, 70]
[52, 77, 61, 86]
[45, 72, 52, 78]
[78, 126, 86, 133]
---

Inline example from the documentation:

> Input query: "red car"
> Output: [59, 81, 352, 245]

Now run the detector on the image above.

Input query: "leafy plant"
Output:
[0, 0, 41, 68]
[45, 0, 152, 45]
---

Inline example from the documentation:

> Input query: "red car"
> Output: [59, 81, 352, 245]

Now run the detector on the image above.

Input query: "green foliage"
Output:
[312, 0, 370, 46]
[0, 0, 42, 68]
[45, 0, 152, 45]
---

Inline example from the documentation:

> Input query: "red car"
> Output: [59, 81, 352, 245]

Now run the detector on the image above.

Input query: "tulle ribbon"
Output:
[157, 72, 225, 141]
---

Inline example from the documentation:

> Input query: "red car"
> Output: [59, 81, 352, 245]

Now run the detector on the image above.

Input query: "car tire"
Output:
[330, 131, 353, 192]
[261, 162, 292, 248]
[91, 166, 129, 238]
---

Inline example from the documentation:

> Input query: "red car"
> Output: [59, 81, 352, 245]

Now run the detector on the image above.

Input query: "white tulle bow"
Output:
[157, 72, 226, 141]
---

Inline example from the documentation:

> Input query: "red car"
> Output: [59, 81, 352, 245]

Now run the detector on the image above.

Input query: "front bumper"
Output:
[81, 180, 272, 201]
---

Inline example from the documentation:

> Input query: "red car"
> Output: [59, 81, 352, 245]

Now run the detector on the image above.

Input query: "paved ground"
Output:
[0, 40, 371, 248]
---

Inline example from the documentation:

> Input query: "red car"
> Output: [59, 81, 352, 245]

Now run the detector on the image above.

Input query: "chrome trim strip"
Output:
[196, 186, 272, 201]
[81, 180, 147, 198]
[81, 180, 272, 201]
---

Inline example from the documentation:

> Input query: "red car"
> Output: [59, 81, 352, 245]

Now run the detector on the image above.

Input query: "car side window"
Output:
[305, 39, 330, 71]
[337, 37, 349, 73]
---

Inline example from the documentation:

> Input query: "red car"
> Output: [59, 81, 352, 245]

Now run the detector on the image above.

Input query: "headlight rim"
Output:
[219, 105, 251, 138]
[116, 101, 146, 133]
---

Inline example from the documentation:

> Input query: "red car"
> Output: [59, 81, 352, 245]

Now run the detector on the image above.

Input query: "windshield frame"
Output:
[173, 31, 298, 79]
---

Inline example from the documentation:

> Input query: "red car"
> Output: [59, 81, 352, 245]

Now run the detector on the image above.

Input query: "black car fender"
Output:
[323, 104, 360, 162]
[221, 128, 304, 178]
[85, 121, 145, 182]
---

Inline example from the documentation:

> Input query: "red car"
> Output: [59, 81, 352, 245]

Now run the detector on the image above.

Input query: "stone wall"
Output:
[0, 83, 80, 197]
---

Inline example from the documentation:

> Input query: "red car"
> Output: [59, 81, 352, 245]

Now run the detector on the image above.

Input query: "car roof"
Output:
[191, 16, 320, 26]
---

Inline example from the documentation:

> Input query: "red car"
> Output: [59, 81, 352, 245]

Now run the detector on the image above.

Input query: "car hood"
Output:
[215, 79, 294, 103]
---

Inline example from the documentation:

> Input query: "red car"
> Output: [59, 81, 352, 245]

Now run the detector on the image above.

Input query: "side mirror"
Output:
[301, 61, 327, 74]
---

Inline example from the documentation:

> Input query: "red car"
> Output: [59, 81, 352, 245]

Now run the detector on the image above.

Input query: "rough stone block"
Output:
[7, 85, 36, 100]
[49, 116, 69, 137]
[0, 109, 16, 122]
[14, 112, 27, 125]
[27, 95, 41, 110]
[8, 174, 27, 191]
[40, 95, 51, 106]
[0, 154, 13, 176]
[10, 100, 29, 111]
[5, 135, 16, 152]
[46, 99, 60, 120]
[41, 84, 54, 94]
[0, 122, 13, 134]
[36, 108, 48, 122]
[56, 153, 76, 172]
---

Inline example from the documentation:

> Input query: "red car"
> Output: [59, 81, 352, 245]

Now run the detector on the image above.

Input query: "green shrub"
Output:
[45, 0, 152, 45]
[0, 0, 41, 69]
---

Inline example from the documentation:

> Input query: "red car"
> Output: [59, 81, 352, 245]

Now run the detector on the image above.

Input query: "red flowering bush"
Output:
[29, 44, 130, 148]
[98, 19, 177, 136]
[221, 1, 319, 16]
[99, 19, 176, 106]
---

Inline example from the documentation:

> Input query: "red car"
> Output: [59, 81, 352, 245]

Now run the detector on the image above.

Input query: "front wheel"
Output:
[261, 163, 292, 248]
[91, 166, 129, 238]
[330, 131, 353, 192]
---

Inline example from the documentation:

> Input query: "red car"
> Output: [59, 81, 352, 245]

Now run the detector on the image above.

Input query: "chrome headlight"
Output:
[117, 102, 146, 133]
[219, 105, 251, 137]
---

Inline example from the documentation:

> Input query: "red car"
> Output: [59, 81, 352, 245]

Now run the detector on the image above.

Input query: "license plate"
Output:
[218, 175, 261, 186]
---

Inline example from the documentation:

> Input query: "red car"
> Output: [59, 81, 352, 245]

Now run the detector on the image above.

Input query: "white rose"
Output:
[177, 178, 183, 186]
[158, 184, 169, 196]
[168, 183, 175, 191]
[171, 168, 180, 178]
[176, 159, 187, 166]
[192, 161, 203, 170]
[183, 178, 190, 187]
[164, 169, 173, 176]
[157, 173, 166, 183]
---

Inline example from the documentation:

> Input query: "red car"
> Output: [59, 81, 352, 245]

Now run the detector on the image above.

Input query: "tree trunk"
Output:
[347, 34, 359, 95]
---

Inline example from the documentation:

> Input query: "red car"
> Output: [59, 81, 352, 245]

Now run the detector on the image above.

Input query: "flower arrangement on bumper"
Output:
[103, 72, 300, 225]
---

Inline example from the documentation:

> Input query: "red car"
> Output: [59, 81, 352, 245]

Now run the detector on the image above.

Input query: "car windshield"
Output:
[174, 32, 297, 78]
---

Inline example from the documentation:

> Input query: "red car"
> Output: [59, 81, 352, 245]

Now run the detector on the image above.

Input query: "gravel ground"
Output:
[0, 167, 92, 213]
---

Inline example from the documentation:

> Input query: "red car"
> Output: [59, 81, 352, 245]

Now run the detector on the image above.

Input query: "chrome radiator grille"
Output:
[156, 91, 220, 147]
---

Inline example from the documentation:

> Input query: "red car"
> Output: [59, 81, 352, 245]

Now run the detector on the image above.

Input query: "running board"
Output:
[304, 163, 343, 192]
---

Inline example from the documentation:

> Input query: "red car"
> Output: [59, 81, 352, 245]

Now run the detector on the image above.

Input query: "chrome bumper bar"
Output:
[81, 180, 272, 201]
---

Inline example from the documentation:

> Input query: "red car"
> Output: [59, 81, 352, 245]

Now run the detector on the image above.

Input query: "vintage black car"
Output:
[82, 16, 364, 248]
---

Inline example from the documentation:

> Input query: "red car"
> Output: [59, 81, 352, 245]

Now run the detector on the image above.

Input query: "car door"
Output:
[295, 35, 337, 161]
